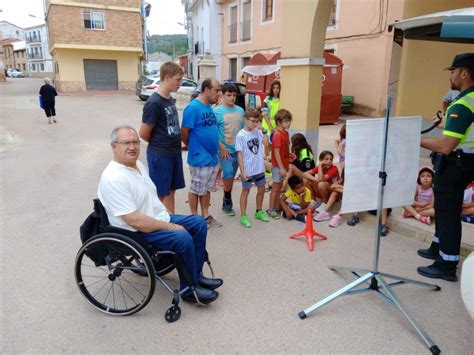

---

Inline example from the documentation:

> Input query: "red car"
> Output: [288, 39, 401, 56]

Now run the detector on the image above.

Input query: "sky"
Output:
[0, 0, 187, 35]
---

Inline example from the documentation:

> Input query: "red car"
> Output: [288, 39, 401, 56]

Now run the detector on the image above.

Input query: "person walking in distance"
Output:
[139, 62, 185, 213]
[182, 78, 223, 228]
[39, 77, 58, 124]
[418, 53, 474, 282]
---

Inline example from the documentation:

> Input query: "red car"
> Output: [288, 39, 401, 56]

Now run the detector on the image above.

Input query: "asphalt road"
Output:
[1, 78, 472, 353]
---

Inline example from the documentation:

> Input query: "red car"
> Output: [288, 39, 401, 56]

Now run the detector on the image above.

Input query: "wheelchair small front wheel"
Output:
[165, 304, 181, 322]
[75, 233, 156, 316]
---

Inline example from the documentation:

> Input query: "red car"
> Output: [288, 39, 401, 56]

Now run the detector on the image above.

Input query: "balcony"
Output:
[27, 53, 44, 59]
[228, 24, 237, 44]
[240, 20, 251, 41]
[26, 36, 42, 44]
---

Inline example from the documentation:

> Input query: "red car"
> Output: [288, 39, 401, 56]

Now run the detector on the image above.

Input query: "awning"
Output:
[390, 7, 474, 43]
[241, 65, 280, 76]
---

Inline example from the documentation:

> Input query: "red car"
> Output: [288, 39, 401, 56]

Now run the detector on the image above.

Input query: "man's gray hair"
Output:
[110, 125, 138, 143]
[44, 77, 50, 84]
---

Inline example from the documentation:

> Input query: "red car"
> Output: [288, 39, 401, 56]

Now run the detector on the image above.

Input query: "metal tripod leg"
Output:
[378, 272, 441, 290]
[376, 275, 440, 354]
[328, 265, 372, 274]
[298, 272, 373, 319]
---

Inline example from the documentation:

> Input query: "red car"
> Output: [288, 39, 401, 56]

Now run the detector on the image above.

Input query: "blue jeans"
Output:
[139, 214, 207, 288]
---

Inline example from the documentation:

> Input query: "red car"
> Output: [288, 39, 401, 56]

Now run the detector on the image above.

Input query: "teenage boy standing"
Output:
[182, 78, 223, 228]
[214, 83, 245, 216]
[140, 62, 184, 213]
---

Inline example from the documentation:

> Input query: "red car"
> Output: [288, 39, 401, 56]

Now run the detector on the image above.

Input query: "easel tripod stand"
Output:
[298, 97, 442, 354]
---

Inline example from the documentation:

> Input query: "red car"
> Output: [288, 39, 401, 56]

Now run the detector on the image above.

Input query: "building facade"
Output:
[1, 39, 27, 72]
[45, 0, 144, 92]
[0, 21, 25, 40]
[182, 0, 223, 81]
[24, 24, 54, 78]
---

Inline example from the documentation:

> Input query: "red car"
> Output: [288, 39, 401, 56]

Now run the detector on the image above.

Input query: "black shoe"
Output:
[417, 261, 458, 282]
[181, 286, 219, 304]
[417, 243, 439, 260]
[222, 197, 235, 216]
[295, 214, 306, 223]
[198, 276, 223, 290]
[380, 224, 389, 237]
[347, 214, 360, 226]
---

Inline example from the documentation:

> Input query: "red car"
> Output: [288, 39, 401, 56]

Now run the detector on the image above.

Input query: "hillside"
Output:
[147, 34, 188, 58]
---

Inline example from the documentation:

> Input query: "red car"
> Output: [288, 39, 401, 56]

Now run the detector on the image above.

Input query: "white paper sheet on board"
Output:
[340, 116, 422, 214]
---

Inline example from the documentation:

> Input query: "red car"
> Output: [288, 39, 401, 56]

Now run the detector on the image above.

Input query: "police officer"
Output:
[417, 53, 474, 282]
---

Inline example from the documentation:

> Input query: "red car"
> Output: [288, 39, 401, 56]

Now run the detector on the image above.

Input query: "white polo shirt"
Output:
[98, 160, 170, 231]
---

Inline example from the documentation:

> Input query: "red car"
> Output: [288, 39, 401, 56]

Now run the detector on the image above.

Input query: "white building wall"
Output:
[0, 21, 25, 40]
[189, 0, 222, 81]
[24, 24, 53, 76]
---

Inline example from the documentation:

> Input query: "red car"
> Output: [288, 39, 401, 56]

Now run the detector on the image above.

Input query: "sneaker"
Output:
[417, 215, 431, 225]
[347, 214, 360, 226]
[295, 214, 306, 223]
[206, 215, 223, 229]
[266, 208, 280, 219]
[380, 224, 389, 237]
[255, 209, 269, 222]
[315, 203, 327, 213]
[222, 197, 235, 216]
[329, 214, 343, 227]
[314, 210, 331, 222]
[402, 209, 412, 218]
[240, 215, 252, 228]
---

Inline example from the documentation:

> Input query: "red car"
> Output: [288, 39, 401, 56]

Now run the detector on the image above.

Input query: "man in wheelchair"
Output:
[97, 125, 223, 304]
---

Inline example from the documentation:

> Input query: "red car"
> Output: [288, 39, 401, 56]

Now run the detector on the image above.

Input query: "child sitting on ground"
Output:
[282, 133, 315, 190]
[462, 182, 474, 223]
[303, 150, 340, 206]
[235, 109, 270, 228]
[313, 170, 345, 227]
[280, 175, 317, 223]
[402, 167, 434, 225]
[267, 109, 293, 219]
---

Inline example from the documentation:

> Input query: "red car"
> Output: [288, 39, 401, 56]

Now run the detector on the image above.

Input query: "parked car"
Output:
[191, 82, 246, 111]
[137, 77, 198, 101]
[7, 68, 24, 78]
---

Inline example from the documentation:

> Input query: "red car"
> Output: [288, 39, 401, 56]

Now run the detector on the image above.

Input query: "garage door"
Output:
[84, 59, 118, 90]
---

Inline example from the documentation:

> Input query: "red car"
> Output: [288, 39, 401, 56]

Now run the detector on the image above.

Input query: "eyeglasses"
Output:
[246, 118, 261, 123]
[114, 140, 141, 147]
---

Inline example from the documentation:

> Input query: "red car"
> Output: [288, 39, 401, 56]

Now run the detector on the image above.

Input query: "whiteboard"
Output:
[340, 116, 422, 214]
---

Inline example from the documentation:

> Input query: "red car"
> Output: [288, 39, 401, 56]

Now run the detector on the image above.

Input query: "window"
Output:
[241, 0, 252, 41]
[263, 0, 273, 21]
[40, 63, 45, 71]
[228, 6, 238, 44]
[229, 58, 237, 81]
[242, 56, 250, 69]
[83, 11, 105, 30]
[328, 0, 337, 27]
[22, 64, 26, 70]
[32, 63, 36, 71]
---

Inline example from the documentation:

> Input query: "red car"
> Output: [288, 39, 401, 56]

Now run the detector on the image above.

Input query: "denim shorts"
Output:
[147, 150, 185, 197]
[219, 152, 238, 180]
[241, 173, 266, 190]
[271, 166, 283, 183]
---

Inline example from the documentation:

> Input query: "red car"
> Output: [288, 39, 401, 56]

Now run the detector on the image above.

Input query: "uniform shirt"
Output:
[214, 104, 244, 154]
[98, 160, 170, 232]
[310, 165, 340, 184]
[272, 129, 290, 168]
[285, 187, 312, 205]
[235, 128, 265, 176]
[182, 99, 219, 166]
[142, 92, 181, 156]
[443, 86, 474, 153]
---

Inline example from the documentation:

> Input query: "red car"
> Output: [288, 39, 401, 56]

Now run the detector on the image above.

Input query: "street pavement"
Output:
[1, 78, 472, 353]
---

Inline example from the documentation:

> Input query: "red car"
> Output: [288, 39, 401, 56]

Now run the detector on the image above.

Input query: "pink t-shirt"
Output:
[416, 184, 433, 204]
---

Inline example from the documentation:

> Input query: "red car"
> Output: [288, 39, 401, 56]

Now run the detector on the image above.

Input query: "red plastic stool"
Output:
[289, 210, 327, 251]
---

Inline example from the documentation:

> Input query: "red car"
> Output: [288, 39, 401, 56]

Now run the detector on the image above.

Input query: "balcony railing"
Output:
[228, 24, 237, 44]
[240, 20, 251, 41]
[26, 36, 42, 43]
[28, 53, 44, 59]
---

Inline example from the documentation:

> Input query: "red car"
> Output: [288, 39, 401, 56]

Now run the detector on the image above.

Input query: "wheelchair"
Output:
[74, 199, 215, 322]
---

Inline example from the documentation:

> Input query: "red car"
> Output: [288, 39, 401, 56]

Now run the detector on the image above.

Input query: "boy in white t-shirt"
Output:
[235, 109, 270, 228]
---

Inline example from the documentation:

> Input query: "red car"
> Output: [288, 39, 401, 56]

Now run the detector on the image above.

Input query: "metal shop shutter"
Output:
[83, 59, 118, 90]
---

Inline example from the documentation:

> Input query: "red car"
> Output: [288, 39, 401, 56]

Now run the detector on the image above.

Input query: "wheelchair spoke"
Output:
[92, 278, 110, 298]
[116, 278, 140, 307]
[120, 275, 148, 298]
[117, 278, 129, 309]
[102, 282, 114, 306]
[82, 276, 109, 288]
[81, 263, 109, 275]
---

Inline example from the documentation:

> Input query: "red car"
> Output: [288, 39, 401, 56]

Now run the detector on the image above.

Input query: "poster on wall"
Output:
[341, 116, 422, 214]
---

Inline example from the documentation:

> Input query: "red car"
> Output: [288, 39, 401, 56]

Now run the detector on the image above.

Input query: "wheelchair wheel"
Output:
[75, 233, 156, 316]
